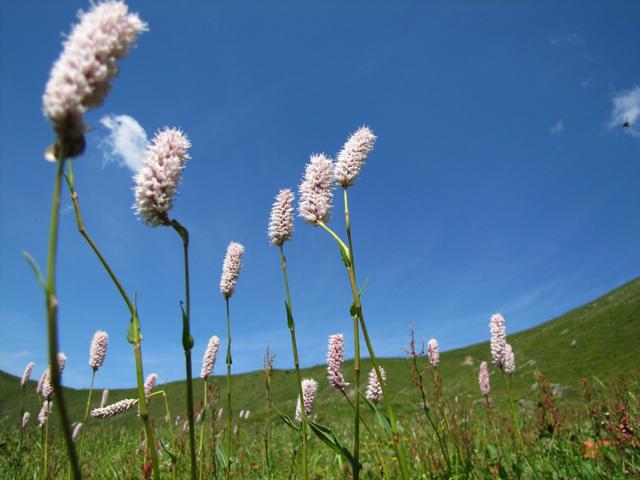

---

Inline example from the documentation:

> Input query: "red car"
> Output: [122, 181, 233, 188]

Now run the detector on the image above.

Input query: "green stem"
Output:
[45, 158, 81, 479]
[341, 187, 410, 480]
[278, 245, 308, 480]
[225, 297, 233, 479]
[505, 374, 539, 480]
[64, 161, 160, 480]
[78, 369, 96, 456]
[43, 409, 50, 480]
[170, 219, 198, 480]
[199, 378, 208, 480]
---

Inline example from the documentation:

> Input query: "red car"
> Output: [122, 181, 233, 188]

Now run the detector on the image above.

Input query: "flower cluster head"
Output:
[72, 423, 83, 442]
[503, 344, 516, 375]
[220, 242, 245, 298]
[89, 330, 109, 370]
[133, 128, 191, 226]
[298, 154, 334, 225]
[38, 401, 52, 428]
[201, 335, 221, 379]
[489, 313, 507, 368]
[295, 378, 319, 421]
[366, 366, 386, 404]
[91, 398, 138, 418]
[335, 126, 376, 187]
[144, 373, 158, 396]
[268, 189, 295, 246]
[22, 412, 31, 429]
[43, 1, 146, 148]
[327, 334, 348, 391]
[21, 362, 35, 387]
[479, 361, 490, 397]
[39, 352, 67, 400]
[427, 338, 440, 367]
[100, 389, 110, 408]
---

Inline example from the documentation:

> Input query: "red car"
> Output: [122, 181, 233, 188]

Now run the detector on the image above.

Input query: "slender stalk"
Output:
[43, 411, 50, 480]
[225, 297, 233, 479]
[339, 188, 410, 479]
[64, 161, 160, 480]
[199, 379, 208, 480]
[278, 246, 309, 480]
[78, 369, 96, 456]
[505, 374, 539, 480]
[44, 158, 81, 479]
[169, 219, 198, 480]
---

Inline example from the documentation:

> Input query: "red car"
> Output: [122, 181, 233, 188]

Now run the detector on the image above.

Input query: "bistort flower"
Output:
[43, 1, 146, 143]
[327, 334, 348, 391]
[133, 128, 191, 226]
[268, 188, 295, 246]
[201, 336, 221, 379]
[91, 398, 138, 418]
[298, 154, 334, 225]
[295, 378, 319, 421]
[335, 126, 376, 187]
[89, 330, 109, 371]
[479, 361, 490, 397]
[490, 313, 507, 368]
[427, 338, 440, 367]
[504, 343, 516, 375]
[144, 373, 158, 396]
[366, 366, 386, 404]
[21, 362, 34, 387]
[220, 242, 245, 298]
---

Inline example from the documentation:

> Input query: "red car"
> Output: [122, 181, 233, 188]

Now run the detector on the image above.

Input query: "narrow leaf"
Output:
[306, 417, 356, 468]
[159, 439, 177, 464]
[285, 300, 295, 330]
[22, 251, 46, 291]
[274, 406, 300, 432]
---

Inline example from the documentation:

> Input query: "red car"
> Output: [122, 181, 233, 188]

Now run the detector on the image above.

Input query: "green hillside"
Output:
[2, 277, 639, 431]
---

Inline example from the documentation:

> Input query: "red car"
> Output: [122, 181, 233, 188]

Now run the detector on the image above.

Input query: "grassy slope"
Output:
[1, 277, 639, 430]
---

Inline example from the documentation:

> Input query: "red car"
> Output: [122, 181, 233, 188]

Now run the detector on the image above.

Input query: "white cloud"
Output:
[549, 32, 584, 47]
[550, 121, 564, 135]
[608, 86, 640, 138]
[99, 114, 149, 171]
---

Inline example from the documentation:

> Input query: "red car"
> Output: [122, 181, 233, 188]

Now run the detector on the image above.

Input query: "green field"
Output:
[1, 277, 639, 478]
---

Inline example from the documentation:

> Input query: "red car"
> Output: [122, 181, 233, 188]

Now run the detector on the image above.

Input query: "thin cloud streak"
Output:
[99, 114, 149, 171]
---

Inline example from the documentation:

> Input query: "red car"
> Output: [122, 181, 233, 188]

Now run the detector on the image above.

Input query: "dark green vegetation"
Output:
[1, 277, 639, 478]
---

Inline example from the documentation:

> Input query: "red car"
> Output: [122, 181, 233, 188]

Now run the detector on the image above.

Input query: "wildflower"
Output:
[268, 188, 295, 246]
[489, 313, 507, 368]
[144, 373, 158, 396]
[295, 378, 319, 421]
[43, 1, 146, 145]
[239, 410, 245, 419]
[133, 128, 191, 226]
[504, 344, 516, 375]
[427, 338, 440, 367]
[220, 242, 245, 298]
[22, 412, 30, 428]
[89, 331, 109, 371]
[100, 389, 110, 408]
[21, 362, 34, 387]
[335, 127, 376, 187]
[244, 410, 250, 420]
[38, 401, 52, 428]
[36, 369, 48, 396]
[298, 154, 334, 225]
[91, 398, 138, 418]
[327, 334, 348, 391]
[479, 361, 490, 397]
[201, 335, 221, 379]
[217, 408, 224, 419]
[72, 423, 83, 442]
[366, 366, 386, 404]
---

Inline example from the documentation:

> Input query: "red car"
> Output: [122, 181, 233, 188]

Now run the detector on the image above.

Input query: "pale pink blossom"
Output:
[366, 366, 386, 404]
[335, 126, 376, 187]
[479, 361, 490, 397]
[144, 373, 158, 396]
[427, 338, 440, 367]
[220, 242, 245, 298]
[100, 389, 110, 408]
[89, 331, 109, 370]
[268, 188, 295, 246]
[21, 362, 34, 387]
[326, 334, 348, 390]
[490, 313, 507, 368]
[201, 336, 221, 379]
[72, 423, 83, 442]
[38, 401, 52, 428]
[43, 1, 146, 140]
[298, 154, 334, 225]
[91, 398, 138, 418]
[295, 378, 318, 421]
[133, 128, 191, 226]
[504, 344, 516, 375]
[22, 412, 31, 428]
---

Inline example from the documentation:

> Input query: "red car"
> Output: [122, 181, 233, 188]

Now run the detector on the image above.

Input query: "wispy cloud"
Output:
[550, 121, 564, 136]
[549, 32, 584, 47]
[99, 114, 149, 171]
[608, 86, 640, 138]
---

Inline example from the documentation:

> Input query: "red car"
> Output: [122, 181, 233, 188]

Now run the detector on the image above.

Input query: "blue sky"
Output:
[1, 1, 638, 389]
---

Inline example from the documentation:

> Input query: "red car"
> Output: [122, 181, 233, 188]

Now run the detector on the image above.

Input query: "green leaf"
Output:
[358, 388, 393, 436]
[285, 300, 295, 330]
[216, 442, 228, 469]
[350, 303, 357, 317]
[22, 251, 46, 291]
[180, 302, 193, 350]
[306, 417, 356, 468]
[274, 406, 300, 432]
[159, 439, 177, 464]
[126, 318, 135, 344]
